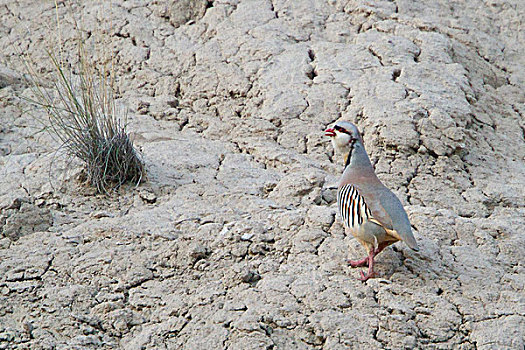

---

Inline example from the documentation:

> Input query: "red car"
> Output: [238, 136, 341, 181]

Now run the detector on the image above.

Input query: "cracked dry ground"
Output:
[0, 0, 524, 349]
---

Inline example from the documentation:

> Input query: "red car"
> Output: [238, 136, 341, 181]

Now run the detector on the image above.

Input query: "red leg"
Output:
[349, 242, 391, 268]
[357, 249, 377, 282]
[348, 256, 369, 267]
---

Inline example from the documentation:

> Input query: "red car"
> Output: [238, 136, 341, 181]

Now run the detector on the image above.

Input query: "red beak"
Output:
[325, 128, 336, 137]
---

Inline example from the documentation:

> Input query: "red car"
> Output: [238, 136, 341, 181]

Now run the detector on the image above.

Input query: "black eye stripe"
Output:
[334, 125, 349, 134]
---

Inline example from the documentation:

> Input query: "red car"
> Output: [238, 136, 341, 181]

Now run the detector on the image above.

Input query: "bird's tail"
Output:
[385, 228, 419, 251]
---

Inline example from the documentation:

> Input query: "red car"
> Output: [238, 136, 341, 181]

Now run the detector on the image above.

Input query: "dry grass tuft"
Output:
[23, 12, 144, 194]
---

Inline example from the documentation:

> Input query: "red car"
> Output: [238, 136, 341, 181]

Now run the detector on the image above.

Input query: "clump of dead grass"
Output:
[23, 9, 144, 194]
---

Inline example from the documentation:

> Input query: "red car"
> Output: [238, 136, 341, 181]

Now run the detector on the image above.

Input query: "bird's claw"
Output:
[357, 270, 376, 282]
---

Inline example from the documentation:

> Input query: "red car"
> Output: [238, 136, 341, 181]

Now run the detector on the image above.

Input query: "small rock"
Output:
[321, 187, 337, 204]
[5, 198, 23, 210]
[231, 243, 249, 258]
[260, 233, 275, 243]
[241, 271, 261, 283]
[91, 211, 114, 219]
[249, 243, 269, 255]
[189, 243, 208, 262]
[2, 204, 52, 241]
[137, 100, 150, 114]
[139, 189, 157, 204]
[22, 321, 33, 336]
[240, 233, 254, 241]
[0, 238, 10, 249]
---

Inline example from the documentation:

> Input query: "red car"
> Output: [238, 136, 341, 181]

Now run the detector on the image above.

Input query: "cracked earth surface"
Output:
[0, 0, 524, 349]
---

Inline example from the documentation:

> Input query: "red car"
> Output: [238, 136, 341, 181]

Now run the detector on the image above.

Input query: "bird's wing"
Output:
[347, 182, 418, 251]
[345, 182, 394, 230]
[376, 188, 419, 251]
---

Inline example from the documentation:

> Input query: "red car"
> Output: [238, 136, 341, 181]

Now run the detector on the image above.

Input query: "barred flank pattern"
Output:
[337, 184, 372, 228]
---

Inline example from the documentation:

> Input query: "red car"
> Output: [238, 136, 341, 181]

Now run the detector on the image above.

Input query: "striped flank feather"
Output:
[337, 184, 372, 229]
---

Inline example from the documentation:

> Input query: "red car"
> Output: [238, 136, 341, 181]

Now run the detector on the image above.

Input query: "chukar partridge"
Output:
[325, 121, 418, 281]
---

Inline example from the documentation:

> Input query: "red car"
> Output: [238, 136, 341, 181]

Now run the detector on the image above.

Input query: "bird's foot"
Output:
[348, 257, 369, 267]
[357, 270, 376, 282]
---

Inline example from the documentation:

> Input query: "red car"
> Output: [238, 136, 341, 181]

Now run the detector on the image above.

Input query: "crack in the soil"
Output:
[368, 47, 384, 66]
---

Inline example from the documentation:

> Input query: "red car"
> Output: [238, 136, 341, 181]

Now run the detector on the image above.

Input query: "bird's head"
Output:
[325, 121, 363, 154]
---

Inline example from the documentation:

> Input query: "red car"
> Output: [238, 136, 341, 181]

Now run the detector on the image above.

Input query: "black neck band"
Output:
[344, 142, 355, 169]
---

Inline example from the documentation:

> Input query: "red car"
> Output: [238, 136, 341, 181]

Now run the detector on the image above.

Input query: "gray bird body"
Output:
[339, 142, 418, 251]
[326, 121, 418, 280]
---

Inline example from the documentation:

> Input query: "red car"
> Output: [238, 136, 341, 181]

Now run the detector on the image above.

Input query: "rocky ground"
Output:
[0, 0, 524, 349]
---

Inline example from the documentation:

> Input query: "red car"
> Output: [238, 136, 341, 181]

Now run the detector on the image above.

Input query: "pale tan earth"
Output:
[0, 0, 524, 349]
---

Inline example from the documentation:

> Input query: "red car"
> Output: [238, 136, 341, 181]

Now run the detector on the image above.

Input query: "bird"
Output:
[325, 121, 418, 281]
